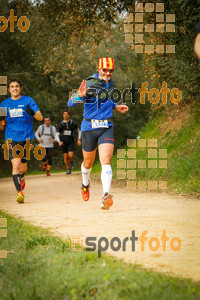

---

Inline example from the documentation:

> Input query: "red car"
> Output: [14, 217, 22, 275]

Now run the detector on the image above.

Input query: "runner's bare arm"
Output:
[34, 111, 43, 121]
[0, 120, 5, 130]
[115, 105, 129, 113]
[194, 33, 200, 59]
[77, 128, 81, 146]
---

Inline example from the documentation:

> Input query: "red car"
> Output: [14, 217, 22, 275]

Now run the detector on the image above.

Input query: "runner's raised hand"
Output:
[78, 80, 89, 97]
[116, 105, 129, 113]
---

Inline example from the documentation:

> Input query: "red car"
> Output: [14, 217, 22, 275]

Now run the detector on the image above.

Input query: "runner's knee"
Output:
[83, 159, 94, 169]
[12, 159, 21, 173]
[100, 156, 112, 165]
[99, 150, 113, 165]
[68, 152, 74, 160]
[63, 153, 68, 160]
[21, 163, 27, 174]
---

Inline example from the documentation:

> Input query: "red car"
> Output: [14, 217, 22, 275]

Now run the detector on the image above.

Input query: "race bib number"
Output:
[9, 108, 23, 118]
[63, 130, 72, 136]
[91, 119, 108, 128]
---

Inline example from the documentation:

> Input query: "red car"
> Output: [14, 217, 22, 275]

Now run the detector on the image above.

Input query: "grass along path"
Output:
[0, 211, 200, 300]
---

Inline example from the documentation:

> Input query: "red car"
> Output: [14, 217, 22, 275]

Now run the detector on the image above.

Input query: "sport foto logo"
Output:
[0, 9, 30, 33]
[124, 2, 175, 54]
[1, 138, 46, 161]
[70, 81, 182, 105]
[0, 76, 7, 95]
[69, 230, 182, 258]
[117, 138, 168, 190]
[0, 218, 7, 259]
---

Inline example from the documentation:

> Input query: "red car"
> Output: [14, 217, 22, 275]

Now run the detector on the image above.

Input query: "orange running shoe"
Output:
[81, 183, 90, 201]
[101, 193, 113, 210]
[16, 191, 24, 204]
[43, 164, 47, 172]
[21, 176, 25, 190]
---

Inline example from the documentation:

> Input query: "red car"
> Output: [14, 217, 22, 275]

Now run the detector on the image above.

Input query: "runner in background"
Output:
[57, 110, 81, 175]
[68, 57, 128, 210]
[0, 78, 43, 203]
[35, 117, 61, 176]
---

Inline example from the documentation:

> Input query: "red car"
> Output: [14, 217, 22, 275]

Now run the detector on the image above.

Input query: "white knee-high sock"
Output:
[81, 163, 92, 186]
[101, 164, 112, 195]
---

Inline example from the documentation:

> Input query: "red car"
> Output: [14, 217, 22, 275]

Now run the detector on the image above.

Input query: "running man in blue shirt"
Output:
[0, 78, 43, 203]
[68, 57, 128, 210]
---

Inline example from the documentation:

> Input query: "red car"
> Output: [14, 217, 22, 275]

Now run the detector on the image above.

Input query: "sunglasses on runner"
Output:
[102, 69, 114, 73]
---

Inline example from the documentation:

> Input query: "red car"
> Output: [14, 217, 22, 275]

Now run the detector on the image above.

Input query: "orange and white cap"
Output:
[98, 57, 114, 70]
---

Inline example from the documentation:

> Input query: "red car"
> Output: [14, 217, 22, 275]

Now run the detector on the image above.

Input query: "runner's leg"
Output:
[11, 158, 22, 191]
[20, 162, 27, 189]
[46, 165, 52, 171]
[63, 153, 70, 169]
[42, 160, 47, 171]
[46, 148, 53, 175]
[20, 141, 29, 188]
[98, 143, 114, 195]
[68, 151, 75, 168]
[20, 162, 27, 174]
[82, 149, 96, 186]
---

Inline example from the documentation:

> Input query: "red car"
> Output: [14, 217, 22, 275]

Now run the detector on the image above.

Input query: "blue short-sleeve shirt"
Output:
[0, 95, 40, 141]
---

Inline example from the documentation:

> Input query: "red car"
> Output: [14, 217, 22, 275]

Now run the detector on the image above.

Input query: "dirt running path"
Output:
[0, 173, 200, 281]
